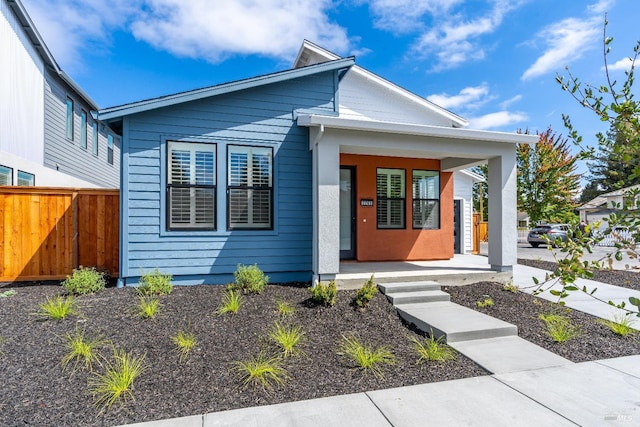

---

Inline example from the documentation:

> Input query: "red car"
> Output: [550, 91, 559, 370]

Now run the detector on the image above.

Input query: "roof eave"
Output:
[297, 114, 539, 145]
[98, 57, 355, 121]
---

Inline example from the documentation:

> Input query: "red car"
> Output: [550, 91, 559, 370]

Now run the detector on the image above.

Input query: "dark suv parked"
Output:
[527, 224, 570, 248]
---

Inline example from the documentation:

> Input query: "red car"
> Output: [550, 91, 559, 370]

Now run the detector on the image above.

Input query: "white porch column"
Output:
[488, 149, 517, 271]
[312, 137, 340, 282]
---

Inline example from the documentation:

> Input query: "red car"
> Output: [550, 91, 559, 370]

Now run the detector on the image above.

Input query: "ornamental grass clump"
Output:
[410, 333, 456, 364]
[268, 322, 306, 358]
[539, 312, 581, 343]
[476, 297, 494, 308]
[233, 352, 288, 390]
[62, 266, 106, 295]
[309, 280, 337, 307]
[598, 313, 637, 337]
[216, 287, 243, 315]
[171, 330, 197, 362]
[61, 327, 107, 371]
[275, 298, 296, 318]
[137, 296, 160, 319]
[234, 264, 269, 294]
[37, 295, 80, 320]
[337, 336, 396, 378]
[90, 348, 146, 413]
[136, 268, 173, 296]
[354, 275, 378, 308]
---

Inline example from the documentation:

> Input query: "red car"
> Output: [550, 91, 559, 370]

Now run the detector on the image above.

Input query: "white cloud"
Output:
[21, 0, 350, 71]
[468, 111, 529, 130]
[365, 0, 463, 33]
[427, 83, 491, 110]
[521, 1, 613, 80]
[606, 57, 633, 71]
[499, 94, 522, 109]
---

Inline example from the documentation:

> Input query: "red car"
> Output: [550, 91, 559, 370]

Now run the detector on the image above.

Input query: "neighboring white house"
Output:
[1, 0, 120, 188]
[454, 169, 483, 253]
[577, 184, 640, 235]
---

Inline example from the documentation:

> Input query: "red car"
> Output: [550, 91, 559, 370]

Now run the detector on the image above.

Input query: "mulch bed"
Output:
[445, 281, 640, 362]
[0, 283, 486, 427]
[518, 258, 640, 292]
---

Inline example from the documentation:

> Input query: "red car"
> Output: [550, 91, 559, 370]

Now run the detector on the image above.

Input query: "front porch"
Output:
[334, 254, 512, 289]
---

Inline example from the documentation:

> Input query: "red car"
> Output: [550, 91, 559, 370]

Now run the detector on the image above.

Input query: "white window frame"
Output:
[80, 110, 88, 149]
[92, 122, 99, 156]
[377, 168, 405, 229]
[412, 170, 440, 229]
[107, 135, 114, 165]
[227, 145, 273, 230]
[66, 97, 74, 141]
[167, 141, 217, 230]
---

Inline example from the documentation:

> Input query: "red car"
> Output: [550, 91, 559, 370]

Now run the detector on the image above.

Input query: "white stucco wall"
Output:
[0, 151, 100, 187]
[1, 1, 45, 164]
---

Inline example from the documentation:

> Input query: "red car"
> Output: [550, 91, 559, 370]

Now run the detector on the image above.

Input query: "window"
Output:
[80, 110, 87, 149]
[17, 170, 35, 186]
[107, 135, 114, 165]
[0, 165, 13, 185]
[167, 141, 216, 230]
[412, 170, 440, 229]
[92, 122, 99, 156]
[227, 145, 273, 230]
[377, 168, 405, 229]
[66, 97, 74, 140]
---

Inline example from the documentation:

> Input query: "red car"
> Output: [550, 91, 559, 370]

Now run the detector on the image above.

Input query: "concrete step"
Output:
[449, 336, 573, 374]
[385, 290, 450, 304]
[396, 301, 517, 343]
[378, 281, 441, 294]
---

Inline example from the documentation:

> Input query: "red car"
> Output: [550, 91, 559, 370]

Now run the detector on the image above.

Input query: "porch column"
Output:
[312, 137, 340, 282]
[487, 149, 517, 271]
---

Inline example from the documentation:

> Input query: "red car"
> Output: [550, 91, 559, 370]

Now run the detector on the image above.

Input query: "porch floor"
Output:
[335, 254, 512, 289]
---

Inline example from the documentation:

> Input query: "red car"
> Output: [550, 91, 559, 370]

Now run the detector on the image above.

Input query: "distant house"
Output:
[98, 41, 537, 286]
[1, 0, 120, 188]
[578, 184, 640, 234]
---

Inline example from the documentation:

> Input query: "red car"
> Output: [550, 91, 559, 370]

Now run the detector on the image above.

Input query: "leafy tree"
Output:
[543, 15, 640, 316]
[578, 180, 602, 204]
[472, 164, 488, 221]
[517, 128, 580, 225]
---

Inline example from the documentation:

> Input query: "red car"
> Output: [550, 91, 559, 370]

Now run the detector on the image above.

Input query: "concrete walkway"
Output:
[121, 274, 640, 427]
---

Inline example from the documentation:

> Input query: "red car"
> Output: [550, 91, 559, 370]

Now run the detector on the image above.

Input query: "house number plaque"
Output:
[360, 199, 374, 207]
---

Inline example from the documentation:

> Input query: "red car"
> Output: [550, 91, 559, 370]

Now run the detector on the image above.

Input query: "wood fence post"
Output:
[72, 191, 79, 270]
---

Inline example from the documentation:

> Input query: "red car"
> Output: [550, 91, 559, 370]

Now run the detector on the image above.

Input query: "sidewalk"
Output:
[121, 267, 640, 427]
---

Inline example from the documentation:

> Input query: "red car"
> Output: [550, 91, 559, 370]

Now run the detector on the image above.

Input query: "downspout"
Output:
[312, 124, 325, 287]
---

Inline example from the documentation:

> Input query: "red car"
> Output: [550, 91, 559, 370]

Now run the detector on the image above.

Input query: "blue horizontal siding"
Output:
[121, 69, 335, 284]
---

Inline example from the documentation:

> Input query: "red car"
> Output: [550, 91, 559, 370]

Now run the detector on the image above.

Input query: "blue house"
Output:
[99, 45, 536, 287]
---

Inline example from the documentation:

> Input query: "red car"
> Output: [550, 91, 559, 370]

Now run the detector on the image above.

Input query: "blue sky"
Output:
[22, 0, 638, 166]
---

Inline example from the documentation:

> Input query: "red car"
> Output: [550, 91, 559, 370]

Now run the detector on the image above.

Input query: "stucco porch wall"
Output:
[340, 153, 453, 261]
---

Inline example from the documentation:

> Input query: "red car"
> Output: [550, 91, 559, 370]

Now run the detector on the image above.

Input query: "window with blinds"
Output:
[167, 141, 216, 230]
[0, 165, 13, 186]
[377, 168, 405, 229]
[17, 170, 35, 186]
[228, 145, 273, 230]
[412, 170, 440, 229]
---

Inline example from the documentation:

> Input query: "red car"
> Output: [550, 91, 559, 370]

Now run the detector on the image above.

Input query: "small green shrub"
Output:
[62, 266, 106, 295]
[598, 313, 637, 337]
[233, 352, 288, 389]
[0, 290, 17, 298]
[276, 298, 296, 318]
[410, 333, 456, 364]
[37, 295, 80, 320]
[502, 282, 519, 293]
[137, 296, 160, 319]
[309, 280, 337, 307]
[268, 322, 306, 357]
[61, 327, 107, 371]
[354, 275, 377, 308]
[337, 336, 396, 378]
[539, 312, 581, 343]
[234, 264, 269, 294]
[216, 287, 243, 315]
[137, 268, 173, 296]
[171, 330, 197, 361]
[476, 297, 494, 308]
[89, 348, 146, 413]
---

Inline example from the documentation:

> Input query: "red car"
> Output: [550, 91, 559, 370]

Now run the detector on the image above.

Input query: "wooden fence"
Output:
[0, 187, 119, 282]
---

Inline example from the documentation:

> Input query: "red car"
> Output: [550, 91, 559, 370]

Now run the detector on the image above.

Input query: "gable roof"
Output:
[578, 184, 640, 210]
[293, 40, 468, 128]
[98, 57, 354, 122]
[6, 0, 98, 109]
